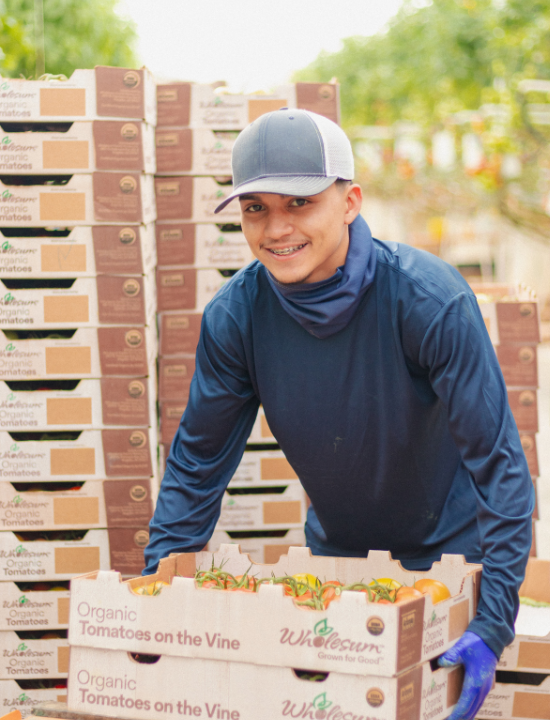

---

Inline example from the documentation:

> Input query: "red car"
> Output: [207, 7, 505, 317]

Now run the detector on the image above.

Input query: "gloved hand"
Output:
[438, 630, 498, 720]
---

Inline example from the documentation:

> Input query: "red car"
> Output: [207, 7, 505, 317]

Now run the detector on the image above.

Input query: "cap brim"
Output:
[214, 175, 338, 214]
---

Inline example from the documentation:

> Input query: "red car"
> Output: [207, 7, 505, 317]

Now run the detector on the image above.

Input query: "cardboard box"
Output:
[217, 483, 306, 530]
[0, 377, 156, 431]
[158, 357, 195, 402]
[68, 544, 481, 677]
[156, 267, 230, 312]
[0, 224, 156, 278]
[477, 676, 550, 720]
[0, 67, 156, 123]
[0, 173, 156, 226]
[496, 345, 538, 388]
[0, 274, 156, 330]
[0, 528, 148, 580]
[0, 632, 69, 680]
[0, 428, 155, 481]
[159, 401, 185, 445]
[0, 479, 154, 531]
[155, 82, 339, 128]
[0, 681, 66, 718]
[155, 128, 235, 175]
[0, 326, 157, 381]
[248, 407, 276, 444]
[0, 583, 70, 631]
[498, 558, 550, 672]
[0, 121, 155, 174]
[156, 222, 252, 269]
[155, 176, 240, 224]
[520, 433, 539, 478]
[159, 312, 202, 356]
[478, 300, 541, 345]
[508, 390, 538, 432]
[68, 647, 461, 720]
[207, 529, 306, 563]
[230, 450, 299, 486]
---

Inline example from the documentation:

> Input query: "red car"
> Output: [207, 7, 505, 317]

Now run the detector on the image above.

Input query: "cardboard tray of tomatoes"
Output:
[68, 544, 482, 678]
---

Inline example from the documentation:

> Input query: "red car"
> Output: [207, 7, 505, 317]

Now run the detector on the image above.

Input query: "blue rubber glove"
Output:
[438, 631, 498, 720]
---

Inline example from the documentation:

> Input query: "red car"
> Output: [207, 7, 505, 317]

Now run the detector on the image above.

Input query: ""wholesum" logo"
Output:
[280, 619, 382, 655]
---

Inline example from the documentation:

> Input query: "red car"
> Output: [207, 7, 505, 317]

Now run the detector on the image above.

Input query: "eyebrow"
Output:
[239, 194, 261, 201]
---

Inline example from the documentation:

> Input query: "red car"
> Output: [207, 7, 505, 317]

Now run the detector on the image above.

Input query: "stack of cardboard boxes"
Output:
[154, 82, 340, 562]
[0, 67, 158, 713]
[66, 543, 483, 720]
[473, 283, 542, 556]
[477, 557, 550, 720]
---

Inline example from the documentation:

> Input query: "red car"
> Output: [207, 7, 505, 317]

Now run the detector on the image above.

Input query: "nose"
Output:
[264, 208, 294, 241]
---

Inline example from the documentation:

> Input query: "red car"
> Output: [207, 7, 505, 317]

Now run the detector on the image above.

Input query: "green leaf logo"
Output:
[2, 189, 12, 199]
[216, 235, 225, 245]
[216, 190, 224, 198]
[18, 692, 30, 702]
[431, 610, 436, 623]
[227, 498, 235, 506]
[2, 135, 11, 145]
[5, 342, 16, 352]
[15, 544, 26, 555]
[17, 642, 28, 652]
[13, 495, 22, 505]
[314, 619, 333, 637]
[313, 693, 332, 711]
[18, 595, 29, 605]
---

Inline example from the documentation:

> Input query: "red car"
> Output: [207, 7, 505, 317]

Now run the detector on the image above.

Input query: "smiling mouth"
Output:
[267, 243, 307, 256]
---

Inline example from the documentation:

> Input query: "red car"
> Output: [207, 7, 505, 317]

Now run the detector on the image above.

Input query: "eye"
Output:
[244, 203, 264, 213]
[290, 197, 308, 207]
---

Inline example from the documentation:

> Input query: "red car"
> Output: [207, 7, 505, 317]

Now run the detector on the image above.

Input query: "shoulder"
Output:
[373, 238, 475, 308]
[202, 260, 265, 335]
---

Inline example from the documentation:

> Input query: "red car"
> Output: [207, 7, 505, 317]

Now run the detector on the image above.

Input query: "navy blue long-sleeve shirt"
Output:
[145, 220, 534, 658]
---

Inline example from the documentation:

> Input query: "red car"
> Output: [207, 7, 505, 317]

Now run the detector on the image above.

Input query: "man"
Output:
[145, 109, 534, 720]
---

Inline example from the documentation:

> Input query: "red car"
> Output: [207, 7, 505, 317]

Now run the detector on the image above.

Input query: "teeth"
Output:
[270, 244, 305, 256]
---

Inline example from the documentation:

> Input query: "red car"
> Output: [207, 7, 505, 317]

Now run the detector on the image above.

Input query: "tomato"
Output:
[227, 575, 257, 592]
[133, 580, 169, 595]
[321, 581, 343, 608]
[369, 578, 402, 590]
[414, 579, 451, 604]
[394, 586, 424, 604]
[292, 573, 320, 588]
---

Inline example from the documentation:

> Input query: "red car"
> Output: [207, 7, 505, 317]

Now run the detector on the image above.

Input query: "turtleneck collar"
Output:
[265, 214, 377, 339]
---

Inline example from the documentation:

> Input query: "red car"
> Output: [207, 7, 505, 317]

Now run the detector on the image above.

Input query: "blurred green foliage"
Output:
[294, 0, 550, 129]
[0, 0, 138, 78]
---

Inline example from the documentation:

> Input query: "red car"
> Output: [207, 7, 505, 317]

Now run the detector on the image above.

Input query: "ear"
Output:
[344, 184, 363, 225]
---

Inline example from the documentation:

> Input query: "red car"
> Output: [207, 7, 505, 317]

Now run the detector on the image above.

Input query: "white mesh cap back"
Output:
[307, 111, 354, 180]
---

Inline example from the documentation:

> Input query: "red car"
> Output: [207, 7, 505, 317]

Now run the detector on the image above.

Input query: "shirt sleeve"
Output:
[418, 291, 535, 657]
[143, 304, 259, 575]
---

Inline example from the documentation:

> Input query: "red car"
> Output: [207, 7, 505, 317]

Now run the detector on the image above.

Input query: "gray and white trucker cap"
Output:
[214, 108, 354, 213]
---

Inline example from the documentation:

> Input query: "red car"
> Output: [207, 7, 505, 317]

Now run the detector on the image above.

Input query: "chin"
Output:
[268, 266, 311, 285]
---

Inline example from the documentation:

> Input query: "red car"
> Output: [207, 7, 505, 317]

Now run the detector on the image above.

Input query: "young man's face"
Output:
[239, 182, 363, 285]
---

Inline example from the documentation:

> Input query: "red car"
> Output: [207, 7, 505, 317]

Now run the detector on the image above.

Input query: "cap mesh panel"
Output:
[309, 111, 354, 179]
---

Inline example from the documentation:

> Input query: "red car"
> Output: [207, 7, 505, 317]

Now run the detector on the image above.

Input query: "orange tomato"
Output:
[394, 586, 424, 604]
[414, 579, 451, 604]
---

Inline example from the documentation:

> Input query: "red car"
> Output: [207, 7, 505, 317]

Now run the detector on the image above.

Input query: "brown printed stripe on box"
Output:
[108, 527, 149, 576]
[92, 171, 143, 223]
[508, 390, 538, 433]
[157, 267, 196, 310]
[155, 175, 193, 220]
[160, 312, 202, 355]
[496, 302, 540, 344]
[497, 346, 538, 387]
[92, 225, 149, 274]
[296, 82, 340, 124]
[156, 82, 191, 127]
[159, 357, 195, 402]
[98, 326, 153, 376]
[156, 222, 197, 265]
[92, 120, 145, 171]
[160, 401, 186, 444]
[102, 428, 153, 478]
[520, 433, 539, 478]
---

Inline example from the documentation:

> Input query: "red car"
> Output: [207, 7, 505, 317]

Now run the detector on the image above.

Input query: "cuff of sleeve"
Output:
[466, 618, 509, 659]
